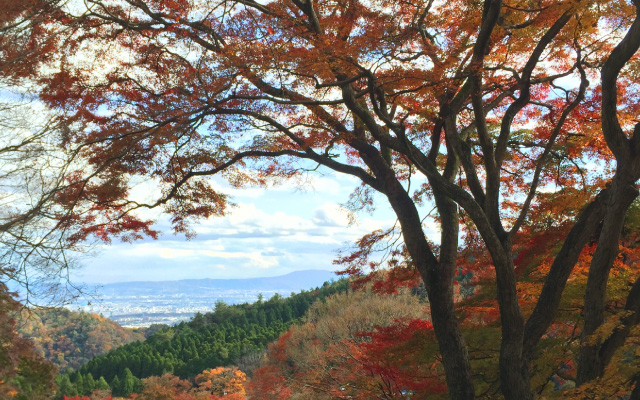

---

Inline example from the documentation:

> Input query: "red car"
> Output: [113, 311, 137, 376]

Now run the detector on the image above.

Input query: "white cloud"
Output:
[312, 203, 348, 227]
[72, 166, 440, 284]
[159, 248, 195, 259]
[205, 203, 315, 232]
[196, 249, 277, 267]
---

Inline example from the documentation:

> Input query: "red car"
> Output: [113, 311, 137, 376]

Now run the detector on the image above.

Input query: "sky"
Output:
[0, 72, 434, 287]
[71, 168, 434, 284]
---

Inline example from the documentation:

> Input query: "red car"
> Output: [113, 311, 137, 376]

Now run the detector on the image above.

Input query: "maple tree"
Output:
[135, 372, 246, 400]
[63, 396, 111, 400]
[194, 367, 247, 398]
[0, 282, 57, 400]
[248, 287, 445, 399]
[0, 0, 96, 306]
[10, 0, 640, 398]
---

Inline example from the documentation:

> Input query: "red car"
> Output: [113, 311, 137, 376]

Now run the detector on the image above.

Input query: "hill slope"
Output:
[56, 279, 349, 398]
[18, 309, 145, 372]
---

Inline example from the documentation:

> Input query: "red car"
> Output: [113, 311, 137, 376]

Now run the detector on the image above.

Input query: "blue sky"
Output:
[71, 169, 435, 283]
[0, 92, 436, 286]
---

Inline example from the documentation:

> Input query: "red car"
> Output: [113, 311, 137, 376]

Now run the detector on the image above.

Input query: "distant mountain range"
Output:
[74, 270, 341, 326]
[94, 269, 338, 296]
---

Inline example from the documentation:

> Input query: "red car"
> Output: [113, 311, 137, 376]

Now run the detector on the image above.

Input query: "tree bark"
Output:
[431, 185, 476, 400]
[495, 254, 531, 400]
[576, 178, 639, 384]
[384, 180, 475, 400]
[631, 373, 640, 400]
[572, 0, 640, 385]
[343, 75, 476, 400]
[522, 191, 607, 360]
[597, 275, 640, 372]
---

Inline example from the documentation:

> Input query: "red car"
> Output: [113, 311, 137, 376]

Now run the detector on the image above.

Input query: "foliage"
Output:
[56, 279, 348, 397]
[135, 374, 196, 400]
[248, 287, 444, 399]
[0, 0, 94, 306]
[133, 370, 248, 400]
[0, 282, 57, 400]
[18, 308, 144, 371]
[194, 367, 246, 397]
[5, 0, 640, 398]
[63, 396, 111, 400]
[254, 248, 640, 398]
[135, 373, 228, 400]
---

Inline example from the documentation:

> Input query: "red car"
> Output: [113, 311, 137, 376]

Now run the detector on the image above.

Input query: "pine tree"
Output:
[121, 367, 136, 397]
[95, 376, 110, 391]
[56, 374, 76, 398]
[73, 374, 84, 396]
[110, 375, 121, 397]
[84, 373, 95, 395]
[257, 310, 267, 327]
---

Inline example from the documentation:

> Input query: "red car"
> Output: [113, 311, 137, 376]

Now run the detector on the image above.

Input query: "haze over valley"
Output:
[72, 270, 337, 327]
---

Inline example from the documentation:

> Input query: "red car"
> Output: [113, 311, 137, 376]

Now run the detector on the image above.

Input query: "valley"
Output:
[72, 270, 336, 327]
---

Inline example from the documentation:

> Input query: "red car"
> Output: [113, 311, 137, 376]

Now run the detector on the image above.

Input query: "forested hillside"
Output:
[4, 0, 640, 398]
[0, 284, 57, 400]
[55, 279, 348, 398]
[18, 309, 145, 372]
[248, 287, 439, 399]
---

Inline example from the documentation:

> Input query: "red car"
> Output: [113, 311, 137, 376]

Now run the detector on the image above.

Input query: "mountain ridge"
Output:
[93, 269, 338, 294]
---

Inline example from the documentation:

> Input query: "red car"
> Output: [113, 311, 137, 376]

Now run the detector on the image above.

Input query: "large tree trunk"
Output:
[577, 178, 639, 384]
[523, 192, 607, 358]
[431, 191, 476, 400]
[576, 0, 640, 385]
[597, 276, 640, 374]
[631, 373, 640, 400]
[428, 282, 475, 400]
[384, 177, 475, 400]
[344, 92, 477, 399]
[494, 253, 531, 400]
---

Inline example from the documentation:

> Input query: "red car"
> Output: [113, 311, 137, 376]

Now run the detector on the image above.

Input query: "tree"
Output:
[94, 376, 110, 392]
[248, 287, 440, 399]
[136, 373, 210, 400]
[62, 396, 111, 400]
[0, 283, 56, 399]
[56, 374, 76, 399]
[0, 0, 135, 308]
[22, 0, 640, 398]
[84, 373, 96, 395]
[120, 367, 139, 397]
[194, 367, 247, 397]
[109, 375, 120, 397]
[73, 374, 85, 396]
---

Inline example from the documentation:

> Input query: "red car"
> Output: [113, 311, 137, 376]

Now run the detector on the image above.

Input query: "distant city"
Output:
[69, 269, 337, 327]
[75, 289, 298, 327]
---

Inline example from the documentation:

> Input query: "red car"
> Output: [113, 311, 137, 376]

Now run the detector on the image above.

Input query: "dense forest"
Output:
[18, 309, 144, 372]
[54, 279, 349, 398]
[3, 0, 640, 399]
[0, 283, 57, 400]
[248, 286, 439, 399]
[7, 232, 640, 400]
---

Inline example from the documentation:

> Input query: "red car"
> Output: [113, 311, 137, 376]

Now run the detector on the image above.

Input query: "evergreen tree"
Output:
[84, 373, 95, 395]
[283, 305, 294, 322]
[120, 367, 136, 397]
[95, 376, 110, 391]
[110, 375, 121, 397]
[60, 280, 349, 391]
[257, 310, 267, 327]
[56, 374, 76, 399]
[73, 374, 84, 396]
